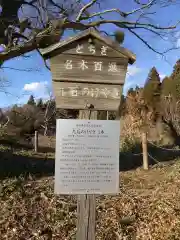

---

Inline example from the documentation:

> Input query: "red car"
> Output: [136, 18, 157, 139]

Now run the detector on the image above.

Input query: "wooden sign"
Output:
[41, 28, 136, 111]
[55, 119, 120, 194]
[53, 82, 123, 110]
[50, 46, 128, 84]
[40, 29, 136, 240]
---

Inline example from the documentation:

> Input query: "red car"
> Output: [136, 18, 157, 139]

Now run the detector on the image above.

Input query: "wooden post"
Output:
[107, 111, 109, 120]
[34, 130, 38, 153]
[41, 28, 136, 240]
[142, 132, 148, 170]
[76, 109, 98, 240]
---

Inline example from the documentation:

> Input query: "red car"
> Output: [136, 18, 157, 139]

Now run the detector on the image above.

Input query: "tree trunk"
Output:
[44, 125, 48, 136]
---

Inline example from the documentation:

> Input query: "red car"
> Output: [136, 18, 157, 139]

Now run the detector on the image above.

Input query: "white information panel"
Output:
[54, 119, 120, 195]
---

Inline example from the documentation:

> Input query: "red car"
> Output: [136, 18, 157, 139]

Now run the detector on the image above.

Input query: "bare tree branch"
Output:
[1, 66, 40, 72]
[0, 16, 179, 62]
[134, 0, 152, 5]
[80, 0, 156, 20]
[127, 27, 162, 54]
[86, 19, 180, 30]
[126, 0, 155, 16]
[79, 8, 127, 20]
[36, 48, 50, 70]
[76, 0, 98, 20]
[0, 0, 179, 62]
[0, 115, 10, 128]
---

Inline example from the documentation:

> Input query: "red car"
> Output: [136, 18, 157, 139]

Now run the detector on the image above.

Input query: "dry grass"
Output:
[1, 149, 180, 239]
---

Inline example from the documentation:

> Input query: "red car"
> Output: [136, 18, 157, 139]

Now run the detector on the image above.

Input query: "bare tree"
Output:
[0, 108, 9, 128]
[0, 0, 179, 64]
[123, 89, 154, 137]
[39, 86, 77, 136]
[41, 100, 56, 136]
[161, 94, 180, 145]
[123, 88, 155, 169]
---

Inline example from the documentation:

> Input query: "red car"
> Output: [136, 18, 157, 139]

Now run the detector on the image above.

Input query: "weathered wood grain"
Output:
[52, 81, 123, 110]
[50, 54, 128, 85]
[40, 28, 136, 64]
[56, 38, 128, 58]
[76, 110, 97, 240]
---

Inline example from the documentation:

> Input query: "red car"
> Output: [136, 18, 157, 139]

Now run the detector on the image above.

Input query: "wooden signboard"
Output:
[50, 50, 128, 84]
[40, 28, 136, 240]
[41, 28, 136, 111]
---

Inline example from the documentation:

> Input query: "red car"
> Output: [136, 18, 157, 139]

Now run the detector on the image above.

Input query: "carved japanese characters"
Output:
[46, 28, 134, 110]
[75, 44, 108, 55]
[64, 59, 119, 73]
[57, 86, 120, 99]
[63, 43, 121, 74]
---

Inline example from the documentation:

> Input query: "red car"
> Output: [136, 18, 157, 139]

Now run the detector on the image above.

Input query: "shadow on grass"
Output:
[1, 142, 180, 179]
[0, 139, 55, 153]
[120, 142, 180, 171]
[0, 151, 55, 180]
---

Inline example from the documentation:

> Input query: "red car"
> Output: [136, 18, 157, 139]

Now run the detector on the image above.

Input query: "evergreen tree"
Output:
[127, 88, 136, 98]
[169, 60, 180, 99]
[27, 95, 36, 106]
[143, 67, 161, 120]
[135, 86, 140, 91]
[143, 67, 161, 107]
[161, 77, 172, 98]
[171, 59, 180, 80]
[37, 98, 44, 109]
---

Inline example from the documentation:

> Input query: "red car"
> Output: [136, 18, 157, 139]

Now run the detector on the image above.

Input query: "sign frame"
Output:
[55, 119, 120, 195]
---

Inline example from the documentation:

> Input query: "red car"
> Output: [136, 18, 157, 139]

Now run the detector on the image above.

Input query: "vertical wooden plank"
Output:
[76, 109, 97, 240]
[107, 111, 109, 120]
[77, 194, 96, 240]
[34, 131, 38, 153]
[142, 132, 148, 170]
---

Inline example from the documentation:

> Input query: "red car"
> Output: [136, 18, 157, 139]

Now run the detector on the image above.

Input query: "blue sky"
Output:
[0, 0, 180, 107]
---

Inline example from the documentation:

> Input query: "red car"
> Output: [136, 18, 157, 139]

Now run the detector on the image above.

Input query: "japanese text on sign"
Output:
[55, 120, 120, 194]
[76, 44, 108, 56]
[58, 87, 120, 99]
[64, 60, 119, 72]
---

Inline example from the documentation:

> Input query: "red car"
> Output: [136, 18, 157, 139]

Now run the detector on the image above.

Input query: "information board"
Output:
[54, 119, 120, 194]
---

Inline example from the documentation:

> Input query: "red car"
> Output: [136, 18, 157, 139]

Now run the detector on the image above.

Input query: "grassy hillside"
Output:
[1, 146, 180, 239]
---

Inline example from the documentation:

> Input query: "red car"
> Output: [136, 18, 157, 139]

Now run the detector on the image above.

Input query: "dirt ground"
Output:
[1, 147, 180, 240]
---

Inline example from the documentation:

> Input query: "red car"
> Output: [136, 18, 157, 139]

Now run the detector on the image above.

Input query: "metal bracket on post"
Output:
[85, 103, 94, 120]
[85, 103, 94, 109]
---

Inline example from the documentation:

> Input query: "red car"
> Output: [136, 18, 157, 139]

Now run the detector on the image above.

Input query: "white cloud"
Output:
[127, 65, 142, 78]
[22, 81, 52, 101]
[23, 81, 48, 92]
